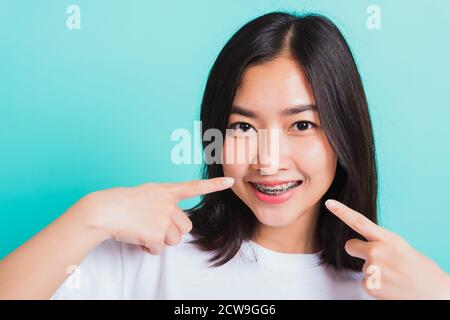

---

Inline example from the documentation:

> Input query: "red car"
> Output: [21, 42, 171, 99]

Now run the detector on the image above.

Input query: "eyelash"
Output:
[292, 120, 317, 131]
[227, 121, 317, 134]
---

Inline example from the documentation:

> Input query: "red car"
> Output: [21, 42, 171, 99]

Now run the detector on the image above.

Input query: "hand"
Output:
[325, 199, 450, 300]
[75, 177, 235, 255]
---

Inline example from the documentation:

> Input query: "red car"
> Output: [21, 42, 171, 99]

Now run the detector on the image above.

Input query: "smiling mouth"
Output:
[249, 180, 303, 196]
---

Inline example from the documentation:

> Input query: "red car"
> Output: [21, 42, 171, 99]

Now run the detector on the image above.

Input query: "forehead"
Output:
[233, 55, 316, 110]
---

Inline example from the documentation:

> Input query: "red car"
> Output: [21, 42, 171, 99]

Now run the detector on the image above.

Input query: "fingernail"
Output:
[223, 177, 235, 186]
[325, 199, 337, 209]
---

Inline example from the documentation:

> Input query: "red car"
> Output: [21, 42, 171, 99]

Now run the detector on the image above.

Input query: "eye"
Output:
[291, 120, 316, 131]
[227, 122, 257, 136]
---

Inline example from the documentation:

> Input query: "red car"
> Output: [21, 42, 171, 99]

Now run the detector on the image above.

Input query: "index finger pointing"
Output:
[168, 177, 235, 200]
[325, 199, 388, 241]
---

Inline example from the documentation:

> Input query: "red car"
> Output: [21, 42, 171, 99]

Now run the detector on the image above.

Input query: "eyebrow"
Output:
[230, 104, 317, 118]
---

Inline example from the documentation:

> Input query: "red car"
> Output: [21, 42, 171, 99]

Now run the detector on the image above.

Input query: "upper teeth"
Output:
[253, 181, 301, 194]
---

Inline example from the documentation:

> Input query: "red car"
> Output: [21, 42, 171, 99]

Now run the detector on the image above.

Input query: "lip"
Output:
[249, 180, 303, 204]
[248, 180, 302, 186]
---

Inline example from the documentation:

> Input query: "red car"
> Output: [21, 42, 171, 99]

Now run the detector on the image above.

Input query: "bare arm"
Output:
[0, 177, 234, 300]
[0, 198, 107, 299]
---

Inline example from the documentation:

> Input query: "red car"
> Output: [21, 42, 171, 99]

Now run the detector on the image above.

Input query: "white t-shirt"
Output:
[51, 232, 371, 300]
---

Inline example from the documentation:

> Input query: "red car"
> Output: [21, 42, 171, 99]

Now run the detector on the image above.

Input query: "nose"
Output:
[251, 128, 289, 175]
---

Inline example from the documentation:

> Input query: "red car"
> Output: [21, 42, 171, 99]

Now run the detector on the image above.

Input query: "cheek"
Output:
[222, 163, 243, 179]
[294, 136, 337, 185]
[222, 138, 246, 181]
[222, 136, 258, 166]
[222, 137, 256, 197]
[222, 162, 248, 199]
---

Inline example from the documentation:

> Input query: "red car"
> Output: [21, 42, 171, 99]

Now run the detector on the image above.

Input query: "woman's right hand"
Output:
[0, 177, 234, 299]
[73, 177, 235, 255]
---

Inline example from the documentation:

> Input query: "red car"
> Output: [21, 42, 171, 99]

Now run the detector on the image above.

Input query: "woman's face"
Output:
[222, 54, 337, 228]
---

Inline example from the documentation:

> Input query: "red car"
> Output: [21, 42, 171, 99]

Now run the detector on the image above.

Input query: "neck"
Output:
[252, 204, 321, 254]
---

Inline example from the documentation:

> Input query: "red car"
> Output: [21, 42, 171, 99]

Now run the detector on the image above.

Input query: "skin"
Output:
[223, 53, 336, 253]
[0, 54, 448, 300]
[325, 200, 450, 299]
[0, 177, 234, 299]
[222, 53, 450, 298]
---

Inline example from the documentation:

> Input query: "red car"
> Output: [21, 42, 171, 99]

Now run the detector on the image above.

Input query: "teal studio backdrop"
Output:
[1, 0, 449, 272]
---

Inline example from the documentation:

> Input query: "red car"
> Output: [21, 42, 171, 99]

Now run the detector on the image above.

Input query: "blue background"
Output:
[1, 0, 449, 272]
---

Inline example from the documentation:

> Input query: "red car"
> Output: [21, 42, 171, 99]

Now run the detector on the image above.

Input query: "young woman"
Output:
[0, 12, 449, 300]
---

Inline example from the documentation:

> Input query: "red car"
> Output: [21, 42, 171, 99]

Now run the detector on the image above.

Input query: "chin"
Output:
[251, 207, 301, 227]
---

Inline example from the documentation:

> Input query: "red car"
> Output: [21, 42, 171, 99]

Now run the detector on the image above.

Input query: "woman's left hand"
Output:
[325, 199, 450, 300]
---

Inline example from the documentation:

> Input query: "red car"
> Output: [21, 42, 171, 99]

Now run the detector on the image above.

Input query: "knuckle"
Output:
[174, 231, 182, 242]
[167, 232, 181, 246]
[140, 245, 152, 254]
[150, 246, 164, 255]
[151, 230, 166, 243]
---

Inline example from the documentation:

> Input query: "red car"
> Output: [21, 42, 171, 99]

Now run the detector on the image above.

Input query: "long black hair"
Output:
[185, 11, 377, 271]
